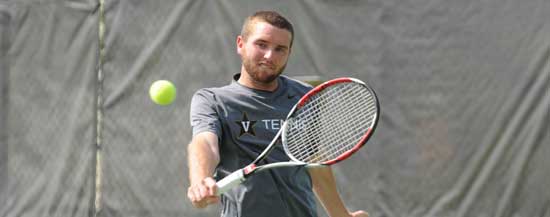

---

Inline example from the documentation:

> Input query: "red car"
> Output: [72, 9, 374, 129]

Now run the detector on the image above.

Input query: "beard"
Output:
[242, 58, 287, 84]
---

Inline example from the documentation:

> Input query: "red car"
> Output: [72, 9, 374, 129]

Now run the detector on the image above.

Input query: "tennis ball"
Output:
[149, 80, 176, 105]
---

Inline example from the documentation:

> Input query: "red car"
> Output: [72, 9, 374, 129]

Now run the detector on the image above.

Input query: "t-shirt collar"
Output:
[231, 73, 286, 98]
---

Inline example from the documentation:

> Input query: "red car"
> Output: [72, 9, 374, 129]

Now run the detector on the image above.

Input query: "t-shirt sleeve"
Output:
[189, 89, 222, 138]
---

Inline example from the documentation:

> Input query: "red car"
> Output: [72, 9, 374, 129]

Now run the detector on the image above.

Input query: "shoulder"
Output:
[280, 75, 313, 95]
[191, 88, 215, 104]
[190, 86, 226, 110]
[192, 83, 236, 100]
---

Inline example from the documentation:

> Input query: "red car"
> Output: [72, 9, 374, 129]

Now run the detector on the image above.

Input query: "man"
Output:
[187, 10, 369, 217]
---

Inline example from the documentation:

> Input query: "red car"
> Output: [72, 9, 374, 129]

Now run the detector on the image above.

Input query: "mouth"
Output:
[259, 62, 276, 69]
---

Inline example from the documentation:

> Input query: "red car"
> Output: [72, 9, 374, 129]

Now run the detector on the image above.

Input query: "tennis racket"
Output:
[216, 77, 380, 195]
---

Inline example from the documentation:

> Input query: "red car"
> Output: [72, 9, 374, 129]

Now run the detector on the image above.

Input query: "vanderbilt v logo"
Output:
[235, 112, 257, 137]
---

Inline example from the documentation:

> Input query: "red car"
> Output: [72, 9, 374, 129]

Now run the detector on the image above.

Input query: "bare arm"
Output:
[309, 166, 369, 217]
[187, 131, 220, 208]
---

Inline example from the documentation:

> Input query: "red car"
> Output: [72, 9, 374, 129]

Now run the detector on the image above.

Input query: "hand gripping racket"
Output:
[216, 77, 380, 195]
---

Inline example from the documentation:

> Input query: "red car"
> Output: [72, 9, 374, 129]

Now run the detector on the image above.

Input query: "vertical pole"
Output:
[94, 0, 105, 216]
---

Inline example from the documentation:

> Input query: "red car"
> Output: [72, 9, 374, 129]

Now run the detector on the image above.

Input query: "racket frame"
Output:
[215, 77, 379, 195]
[283, 77, 379, 165]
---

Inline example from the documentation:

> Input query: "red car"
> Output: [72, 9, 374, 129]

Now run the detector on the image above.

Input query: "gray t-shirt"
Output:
[190, 74, 317, 217]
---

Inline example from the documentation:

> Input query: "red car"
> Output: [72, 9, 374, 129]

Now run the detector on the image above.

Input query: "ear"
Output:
[236, 35, 244, 55]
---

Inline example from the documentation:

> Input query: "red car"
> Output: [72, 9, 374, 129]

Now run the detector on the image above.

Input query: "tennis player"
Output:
[187, 10, 369, 217]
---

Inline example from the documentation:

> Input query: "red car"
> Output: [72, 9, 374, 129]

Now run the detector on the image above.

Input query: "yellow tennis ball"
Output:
[149, 80, 176, 105]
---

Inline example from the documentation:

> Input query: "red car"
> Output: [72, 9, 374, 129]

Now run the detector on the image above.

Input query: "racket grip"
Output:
[215, 169, 245, 195]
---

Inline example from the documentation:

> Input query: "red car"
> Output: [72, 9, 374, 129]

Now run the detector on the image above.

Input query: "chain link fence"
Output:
[2, 1, 549, 217]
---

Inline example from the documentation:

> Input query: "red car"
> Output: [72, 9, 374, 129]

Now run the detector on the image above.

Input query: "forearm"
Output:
[309, 166, 349, 217]
[186, 132, 221, 208]
[187, 132, 220, 184]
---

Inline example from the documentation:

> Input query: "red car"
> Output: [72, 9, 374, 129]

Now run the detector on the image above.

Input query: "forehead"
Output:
[247, 21, 292, 47]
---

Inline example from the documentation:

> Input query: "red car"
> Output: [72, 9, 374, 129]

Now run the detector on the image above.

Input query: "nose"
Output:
[263, 49, 273, 59]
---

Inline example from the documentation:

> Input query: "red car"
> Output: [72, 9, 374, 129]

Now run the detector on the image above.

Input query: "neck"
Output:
[238, 68, 279, 92]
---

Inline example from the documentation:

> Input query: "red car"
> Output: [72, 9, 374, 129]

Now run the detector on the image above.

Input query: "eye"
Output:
[275, 47, 288, 54]
[256, 42, 268, 49]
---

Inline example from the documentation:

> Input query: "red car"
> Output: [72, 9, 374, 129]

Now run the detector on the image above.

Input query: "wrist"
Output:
[190, 174, 212, 185]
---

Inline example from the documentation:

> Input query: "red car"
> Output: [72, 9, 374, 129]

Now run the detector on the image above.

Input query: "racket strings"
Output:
[284, 82, 378, 164]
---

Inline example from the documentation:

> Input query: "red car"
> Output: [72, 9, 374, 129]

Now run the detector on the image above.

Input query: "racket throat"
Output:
[243, 164, 257, 176]
[215, 164, 258, 195]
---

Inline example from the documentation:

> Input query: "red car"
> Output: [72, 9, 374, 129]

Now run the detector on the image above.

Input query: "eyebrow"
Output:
[276, 45, 289, 51]
[255, 39, 289, 50]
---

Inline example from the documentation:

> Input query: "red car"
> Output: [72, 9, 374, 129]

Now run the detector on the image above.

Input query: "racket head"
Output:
[281, 77, 380, 165]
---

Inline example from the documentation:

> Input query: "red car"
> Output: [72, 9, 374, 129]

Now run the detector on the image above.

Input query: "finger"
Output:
[203, 177, 218, 195]
[192, 196, 207, 208]
[187, 186, 198, 203]
[188, 178, 219, 209]
[194, 196, 217, 208]
[196, 200, 207, 208]
[205, 195, 220, 204]
[198, 184, 209, 199]
[350, 210, 369, 217]
[188, 186, 208, 208]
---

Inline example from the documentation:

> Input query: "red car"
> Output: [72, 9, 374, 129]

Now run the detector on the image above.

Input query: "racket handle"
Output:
[215, 169, 245, 195]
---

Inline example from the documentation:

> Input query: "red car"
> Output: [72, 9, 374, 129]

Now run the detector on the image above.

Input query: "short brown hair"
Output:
[241, 11, 294, 48]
